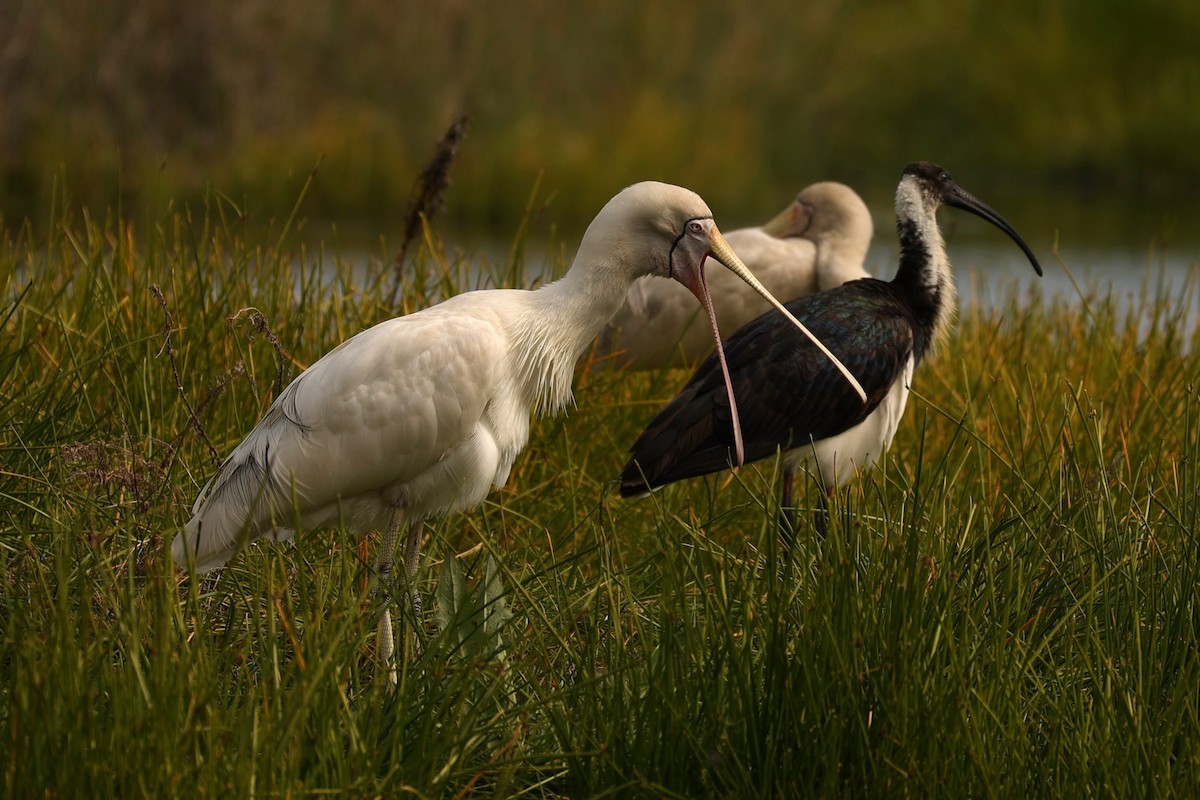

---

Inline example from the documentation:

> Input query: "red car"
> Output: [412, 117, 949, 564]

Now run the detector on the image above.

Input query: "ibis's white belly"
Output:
[785, 356, 914, 488]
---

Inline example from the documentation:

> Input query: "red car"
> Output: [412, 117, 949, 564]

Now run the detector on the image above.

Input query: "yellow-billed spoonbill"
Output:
[173, 180, 859, 678]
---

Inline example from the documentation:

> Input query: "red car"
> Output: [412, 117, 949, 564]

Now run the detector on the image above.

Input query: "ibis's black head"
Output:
[902, 161, 1043, 277]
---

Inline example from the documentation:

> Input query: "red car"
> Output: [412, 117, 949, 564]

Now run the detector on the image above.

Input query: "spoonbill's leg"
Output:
[402, 522, 424, 623]
[374, 510, 404, 685]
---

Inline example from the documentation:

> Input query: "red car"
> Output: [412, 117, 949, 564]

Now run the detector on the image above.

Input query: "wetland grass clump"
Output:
[2, 199, 1199, 796]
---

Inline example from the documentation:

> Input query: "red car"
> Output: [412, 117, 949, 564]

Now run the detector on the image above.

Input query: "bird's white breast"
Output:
[785, 355, 915, 488]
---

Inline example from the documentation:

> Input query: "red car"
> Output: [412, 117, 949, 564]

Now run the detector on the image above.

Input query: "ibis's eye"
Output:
[687, 220, 705, 235]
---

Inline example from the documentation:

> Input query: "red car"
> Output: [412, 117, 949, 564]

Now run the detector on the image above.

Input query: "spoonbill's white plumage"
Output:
[172, 180, 846, 679]
[596, 181, 874, 370]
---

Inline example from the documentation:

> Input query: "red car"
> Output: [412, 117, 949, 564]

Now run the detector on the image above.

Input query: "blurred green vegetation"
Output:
[2, 0, 1198, 237]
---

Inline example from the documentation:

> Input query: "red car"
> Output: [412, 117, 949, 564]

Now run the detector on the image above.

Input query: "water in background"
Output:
[299, 197, 1200, 341]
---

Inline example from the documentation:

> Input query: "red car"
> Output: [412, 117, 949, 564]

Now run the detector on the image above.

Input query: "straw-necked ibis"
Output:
[619, 163, 1043, 532]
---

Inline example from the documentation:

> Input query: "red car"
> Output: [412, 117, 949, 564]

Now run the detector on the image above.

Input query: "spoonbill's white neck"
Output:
[511, 252, 648, 414]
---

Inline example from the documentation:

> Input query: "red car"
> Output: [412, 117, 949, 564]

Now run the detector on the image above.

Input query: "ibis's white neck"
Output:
[509, 253, 639, 414]
[892, 178, 956, 360]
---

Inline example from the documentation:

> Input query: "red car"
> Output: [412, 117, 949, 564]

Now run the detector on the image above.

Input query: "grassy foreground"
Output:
[2, 196, 1200, 798]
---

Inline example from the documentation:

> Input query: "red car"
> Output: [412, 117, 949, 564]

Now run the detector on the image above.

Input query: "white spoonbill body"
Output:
[597, 181, 874, 370]
[620, 163, 1043, 532]
[172, 181, 849, 678]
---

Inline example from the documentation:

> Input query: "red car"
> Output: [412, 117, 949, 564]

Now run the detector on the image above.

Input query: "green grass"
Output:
[3, 193, 1200, 798]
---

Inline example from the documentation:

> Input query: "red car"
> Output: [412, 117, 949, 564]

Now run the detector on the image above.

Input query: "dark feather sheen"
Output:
[620, 278, 917, 495]
[619, 162, 1042, 500]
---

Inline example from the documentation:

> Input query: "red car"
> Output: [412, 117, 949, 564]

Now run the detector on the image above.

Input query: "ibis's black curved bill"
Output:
[944, 185, 1043, 277]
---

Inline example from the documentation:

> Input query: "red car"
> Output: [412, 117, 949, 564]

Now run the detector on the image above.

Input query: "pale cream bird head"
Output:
[761, 182, 873, 251]
[579, 181, 867, 465]
[793, 182, 874, 255]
